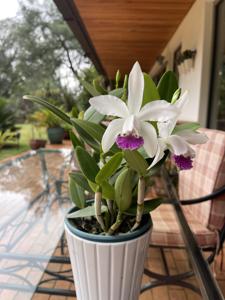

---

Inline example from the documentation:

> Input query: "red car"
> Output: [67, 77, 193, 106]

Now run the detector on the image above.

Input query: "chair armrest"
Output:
[180, 185, 225, 205]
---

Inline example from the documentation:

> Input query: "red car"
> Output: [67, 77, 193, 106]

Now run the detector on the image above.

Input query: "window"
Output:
[208, 0, 225, 130]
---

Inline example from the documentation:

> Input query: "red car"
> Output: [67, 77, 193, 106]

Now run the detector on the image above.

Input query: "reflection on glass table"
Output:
[0, 149, 74, 299]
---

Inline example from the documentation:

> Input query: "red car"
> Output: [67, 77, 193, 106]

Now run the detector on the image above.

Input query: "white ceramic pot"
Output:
[65, 210, 152, 300]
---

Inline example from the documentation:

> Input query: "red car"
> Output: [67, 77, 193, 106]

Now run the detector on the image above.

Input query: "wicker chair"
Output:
[142, 128, 225, 294]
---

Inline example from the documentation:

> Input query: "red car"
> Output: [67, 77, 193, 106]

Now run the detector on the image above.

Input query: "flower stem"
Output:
[107, 211, 124, 235]
[95, 191, 106, 232]
[131, 176, 145, 231]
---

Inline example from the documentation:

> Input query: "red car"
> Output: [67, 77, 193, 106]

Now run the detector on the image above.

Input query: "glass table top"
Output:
[0, 149, 73, 299]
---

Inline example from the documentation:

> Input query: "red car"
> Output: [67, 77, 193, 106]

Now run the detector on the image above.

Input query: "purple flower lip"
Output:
[172, 154, 193, 170]
[116, 134, 144, 150]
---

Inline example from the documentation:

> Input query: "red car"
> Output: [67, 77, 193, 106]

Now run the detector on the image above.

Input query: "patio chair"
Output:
[142, 128, 225, 294]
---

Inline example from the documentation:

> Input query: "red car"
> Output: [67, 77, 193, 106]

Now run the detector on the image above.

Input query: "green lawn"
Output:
[0, 124, 47, 161]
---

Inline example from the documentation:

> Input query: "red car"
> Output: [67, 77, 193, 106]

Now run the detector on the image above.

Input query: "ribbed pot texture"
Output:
[65, 223, 151, 300]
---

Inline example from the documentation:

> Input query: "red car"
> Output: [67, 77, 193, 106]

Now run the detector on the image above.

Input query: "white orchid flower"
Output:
[150, 94, 208, 170]
[89, 62, 177, 157]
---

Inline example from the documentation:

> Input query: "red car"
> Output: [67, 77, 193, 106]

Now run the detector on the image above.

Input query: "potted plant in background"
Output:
[28, 110, 47, 150]
[41, 108, 65, 144]
[23, 62, 208, 300]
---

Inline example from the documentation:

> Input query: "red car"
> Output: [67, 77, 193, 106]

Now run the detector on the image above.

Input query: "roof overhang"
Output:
[54, 0, 195, 80]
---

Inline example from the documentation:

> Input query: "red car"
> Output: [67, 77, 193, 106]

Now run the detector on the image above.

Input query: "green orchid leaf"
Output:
[67, 204, 108, 219]
[95, 152, 123, 184]
[71, 119, 100, 151]
[109, 88, 125, 98]
[69, 176, 85, 209]
[142, 73, 160, 106]
[76, 146, 100, 182]
[71, 118, 105, 143]
[83, 106, 104, 124]
[80, 79, 100, 97]
[115, 168, 132, 212]
[157, 71, 178, 102]
[69, 130, 84, 149]
[23, 95, 72, 125]
[173, 122, 201, 134]
[124, 198, 162, 215]
[124, 150, 148, 176]
[88, 180, 115, 200]
[88, 180, 98, 193]
[93, 78, 107, 94]
[69, 172, 92, 193]
[115, 70, 121, 88]
[171, 88, 181, 104]
[101, 181, 115, 200]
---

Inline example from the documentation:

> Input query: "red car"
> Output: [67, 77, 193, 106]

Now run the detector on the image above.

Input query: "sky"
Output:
[0, 0, 19, 20]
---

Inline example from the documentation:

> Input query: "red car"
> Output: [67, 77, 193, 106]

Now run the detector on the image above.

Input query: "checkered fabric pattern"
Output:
[150, 203, 217, 248]
[150, 128, 225, 247]
[180, 128, 225, 231]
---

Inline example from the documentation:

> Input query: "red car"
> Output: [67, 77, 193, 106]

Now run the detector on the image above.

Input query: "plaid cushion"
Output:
[179, 128, 225, 231]
[150, 203, 217, 247]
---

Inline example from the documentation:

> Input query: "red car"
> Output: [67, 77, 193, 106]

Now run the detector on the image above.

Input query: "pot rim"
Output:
[65, 205, 152, 244]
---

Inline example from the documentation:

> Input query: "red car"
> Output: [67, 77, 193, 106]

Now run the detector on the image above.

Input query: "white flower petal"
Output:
[122, 115, 140, 134]
[177, 130, 208, 145]
[174, 90, 188, 111]
[149, 140, 166, 169]
[138, 100, 178, 122]
[89, 95, 129, 118]
[102, 118, 124, 152]
[158, 119, 177, 138]
[141, 122, 157, 158]
[127, 61, 144, 114]
[166, 135, 189, 155]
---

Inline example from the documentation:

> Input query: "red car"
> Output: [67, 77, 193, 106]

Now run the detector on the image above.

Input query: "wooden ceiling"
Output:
[54, 0, 195, 79]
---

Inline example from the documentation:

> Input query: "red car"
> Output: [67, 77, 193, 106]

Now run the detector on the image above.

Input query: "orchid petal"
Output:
[149, 140, 166, 169]
[166, 135, 189, 155]
[122, 115, 140, 134]
[138, 100, 178, 122]
[140, 122, 157, 157]
[127, 62, 144, 114]
[89, 95, 129, 118]
[158, 120, 176, 138]
[174, 90, 188, 111]
[101, 118, 124, 152]
[177, 130, 208, 144]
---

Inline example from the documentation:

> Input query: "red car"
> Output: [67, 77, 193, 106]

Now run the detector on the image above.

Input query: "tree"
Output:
[0, 0, 96, 116]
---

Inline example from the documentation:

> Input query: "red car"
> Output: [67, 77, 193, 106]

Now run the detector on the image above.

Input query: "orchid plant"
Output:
[23, 62, 208, 235]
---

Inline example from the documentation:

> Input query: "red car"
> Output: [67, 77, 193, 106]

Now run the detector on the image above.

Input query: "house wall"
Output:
[150, 0, 216, 126]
